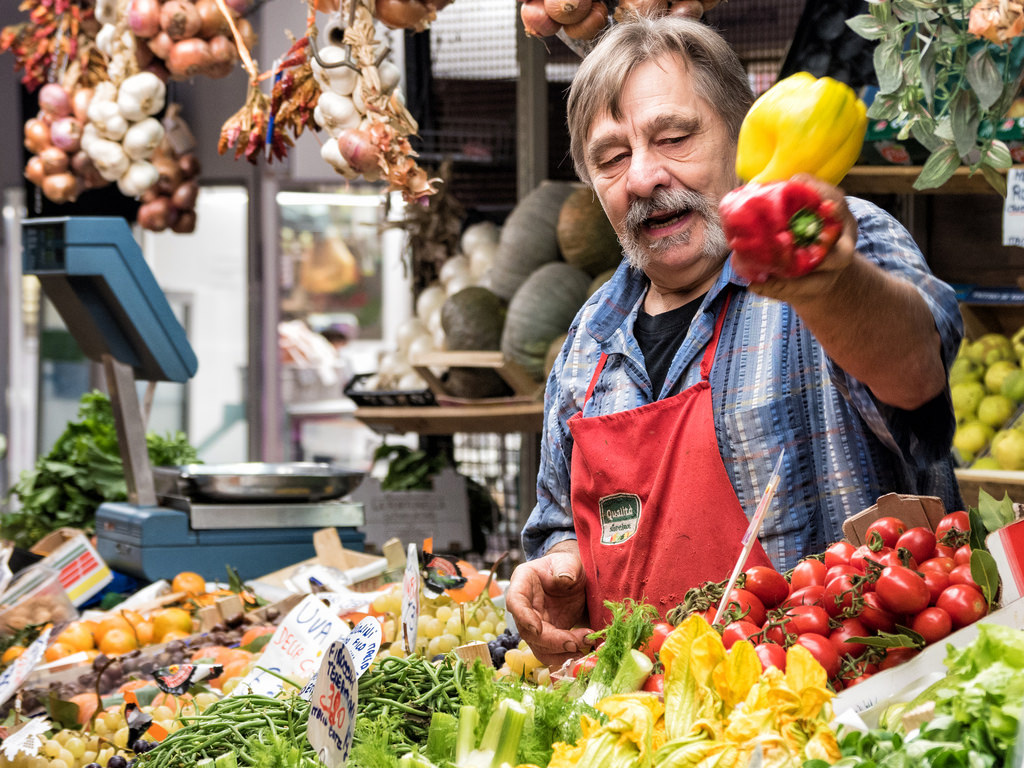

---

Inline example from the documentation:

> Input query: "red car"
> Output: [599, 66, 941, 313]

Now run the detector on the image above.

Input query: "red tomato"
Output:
[825, 564, 862, 585]
[782, 585, 825, 608]
[823, 540, 856, 569]
[840, 658, 879, 686]
[865, 516, 908, 549]
[935, 510, 970, 543]
[851, 544, 892, 572]
[858, 591, 897, 633]
[647, 621, 674, 658]
[570, 654, 598, 678]
[722, 588, 766, 627]
[895, 527, 937, 566]
[949, 563, 980, 590]
[954, 545, 972, 566]
[879, 646, 919, 670]
[828, 617, 870, 659]
[934, 543, 956, 559]
[936, 584, 988, 628]
[742, 566, 790, 608]
[754, 642, 787, 672]
[785, 604, 830, 636]
[876, 548, 917, 570]
[790, 558, 827, 591]
[911, 606, 952, 644]
[919, 556, 955, 575]
[794, 633, 841, 679]
[875, 565, 930, 615]
[921, 568, 950, 604]
[641, 673, 664, 694]
[722, 620, 761, 649]
[822, 573, 861, 618]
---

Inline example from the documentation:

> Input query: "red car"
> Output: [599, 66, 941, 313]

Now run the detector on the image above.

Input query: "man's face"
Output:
[584, 55, 740, 292]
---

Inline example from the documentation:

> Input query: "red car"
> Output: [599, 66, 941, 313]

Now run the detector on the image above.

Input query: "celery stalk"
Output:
[398, 752, 439, 768]
[213, 754, 238, 768]
[456, 705, 480, 765]
[582, 648, 653, 706]
[490, 699, 526, 768]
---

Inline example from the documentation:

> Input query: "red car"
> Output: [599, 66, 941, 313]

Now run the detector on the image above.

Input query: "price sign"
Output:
[1004, 168, 1024, 247]
[0, 627, 51, 707]
[233, 595, 349, 697]
[401, 543, 419, 655]
[298, 617, 382, 701]
[306, 640, 357, 767]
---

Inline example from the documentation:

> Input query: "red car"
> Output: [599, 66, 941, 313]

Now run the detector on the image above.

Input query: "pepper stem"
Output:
[788, 208, 824, 247]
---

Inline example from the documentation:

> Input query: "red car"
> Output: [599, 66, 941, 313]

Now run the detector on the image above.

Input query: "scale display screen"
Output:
[22, 220, 66, 271]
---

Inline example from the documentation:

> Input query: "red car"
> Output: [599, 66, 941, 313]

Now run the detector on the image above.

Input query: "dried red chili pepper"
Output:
[719, 179, 843, 283]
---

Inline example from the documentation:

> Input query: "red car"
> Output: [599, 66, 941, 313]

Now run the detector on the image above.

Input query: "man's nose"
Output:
[625, 148, 671, 199]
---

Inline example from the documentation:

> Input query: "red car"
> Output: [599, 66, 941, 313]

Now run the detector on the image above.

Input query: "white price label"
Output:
[306, 640, 357, 767]
[0, 627, 51, 708]
[1003, 168, 1024, 247]
[345, 617, 382, 678]
[401, 544, 419, 655]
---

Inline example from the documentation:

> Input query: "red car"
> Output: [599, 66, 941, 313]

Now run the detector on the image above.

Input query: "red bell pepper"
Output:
[719, 179, 843, 283]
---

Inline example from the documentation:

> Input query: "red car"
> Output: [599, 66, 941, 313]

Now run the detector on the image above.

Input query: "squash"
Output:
[556, 186, 623, 276]
[440, 286, 513, 399]
[482, 180, 577, 301]
[501, 262, 592, 380]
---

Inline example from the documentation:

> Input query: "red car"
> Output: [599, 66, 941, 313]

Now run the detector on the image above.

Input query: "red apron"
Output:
[568, 294, 773, 627]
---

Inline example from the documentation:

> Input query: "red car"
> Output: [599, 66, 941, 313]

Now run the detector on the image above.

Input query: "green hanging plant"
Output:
[848, 0, 1022, 193]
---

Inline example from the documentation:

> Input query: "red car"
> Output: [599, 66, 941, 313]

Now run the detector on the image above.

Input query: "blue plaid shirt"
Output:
[522, 197, 964, 571]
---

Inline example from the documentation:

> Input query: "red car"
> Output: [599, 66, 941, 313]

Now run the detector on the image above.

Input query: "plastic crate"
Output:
[344, 373, 437, 407]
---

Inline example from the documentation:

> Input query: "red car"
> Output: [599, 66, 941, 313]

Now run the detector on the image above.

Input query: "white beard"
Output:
[619, 187, 728, 272]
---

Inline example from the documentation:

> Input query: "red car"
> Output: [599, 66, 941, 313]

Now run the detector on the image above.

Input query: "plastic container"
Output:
[0, 565, 78, 632]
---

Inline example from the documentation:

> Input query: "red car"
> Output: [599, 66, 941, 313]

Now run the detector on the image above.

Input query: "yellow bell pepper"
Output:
[735, 71, 868, 186]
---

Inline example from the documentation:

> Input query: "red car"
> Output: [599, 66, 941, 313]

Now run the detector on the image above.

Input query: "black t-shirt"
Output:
[634, 294, 706, 398]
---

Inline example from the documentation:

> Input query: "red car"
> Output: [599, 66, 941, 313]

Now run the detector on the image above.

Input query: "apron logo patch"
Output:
[598, 493, 642, 545]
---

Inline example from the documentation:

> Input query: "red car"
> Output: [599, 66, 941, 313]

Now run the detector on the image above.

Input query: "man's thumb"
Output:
[548, 551, 582, 585]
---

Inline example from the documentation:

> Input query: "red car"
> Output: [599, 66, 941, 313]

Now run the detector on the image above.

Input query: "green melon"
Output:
[501, 262, 592, 381]
[440, 286, 512, 399]
[556, 186, 623, 276]
[483, 181, 577, 301]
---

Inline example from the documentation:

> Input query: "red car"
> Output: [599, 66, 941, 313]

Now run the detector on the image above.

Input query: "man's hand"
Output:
[506, 540, 593, 667]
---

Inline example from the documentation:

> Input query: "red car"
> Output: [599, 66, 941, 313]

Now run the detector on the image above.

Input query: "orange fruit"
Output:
[191, 644, 229, 663]
[95, 615, 133, 644]
[239, 625, 275, 647]
[68, 692, 101, 725]
[152, 607, 194, 642]
[159, 629, 191, 642]
[171, 571, 207, 598]
[1, 646, 25, 664]
[134, 620, 155, 646]
[44, 642, 75, 662]
[212, 657, 253, 689]
[99, 628, 139, 656]
[445, 572, 502, 603]
[218, 648, 253, 667]
[118, 679, 152, 693]
[56, 621, 96, 652]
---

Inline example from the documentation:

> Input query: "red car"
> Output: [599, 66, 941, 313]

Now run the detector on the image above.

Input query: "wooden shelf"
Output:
[840, 166, 1004, 196]
[353, 402, 544, 435]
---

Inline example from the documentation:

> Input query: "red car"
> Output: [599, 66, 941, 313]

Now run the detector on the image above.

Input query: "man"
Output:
[505, 14, 964, 666]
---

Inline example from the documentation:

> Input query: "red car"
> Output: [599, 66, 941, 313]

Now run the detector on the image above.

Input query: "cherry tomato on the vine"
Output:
[919, 556, 955, 575]
[935, 510, 970, 543]
[784, 604, 830, 636]
[723, 588, 766, 627]
[858, 591, 896, 633]
[910, 606, 952, 644]
[782, 585, 825, 608]
[742, 566, 790, 609]
[921, 568, 950, 604]
[875, 565, 930, 615]
[642, 673, 664, 694]
[865, 516, 908, 549]
[754, 642, 787, 672]
[949, 563, 980, 590]
[895, 526, 937, 565]
[825, 564, 862, 585]
[840, 658, 879, 687]
[936, 583, 988, 628]
[571, 654, 598, 678]
[722, 620, 761, 649]
[851, 544, 891, 572]
[828, 617, 870, 659]
[790, 558, 827, 590]
[934, 543, 956, 559]
[822, 573, 862, 618]
[824, 540, 856, 569]
[648, 622, 674, 657]
[954, 545, 972, 566]
[794, 633, 841, 679]
[879, 646, 919, 670]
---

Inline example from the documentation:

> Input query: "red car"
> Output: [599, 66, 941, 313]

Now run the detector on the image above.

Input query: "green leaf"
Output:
[966, 49, 1005, 111]
[920, 41, 939, 109]
[913, 120, 944, 151]
[983, 138, 1013, 171]
[869, 0, 894, 24]
[969, 549, 1001, 607]
[976, 488, 1015, 533]
[849, 630, 924, 649]
[867, 96, 902, 121]
[874, 37, 905, 94]
[979, 163, 1008, 196]
[950, 89, 981, 159]
[847, 14, 887, 41]
[914, 144, 961, 190]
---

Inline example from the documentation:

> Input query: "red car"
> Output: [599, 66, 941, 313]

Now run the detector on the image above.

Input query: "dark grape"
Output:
[108, 756, 129, 768]
[84, 763, 101, 768]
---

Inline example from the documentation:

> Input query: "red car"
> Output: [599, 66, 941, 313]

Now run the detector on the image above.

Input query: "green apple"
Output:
[977, 393, 1017, 428]
[993, 428, 1024, 470]
[951, 380, 986, 422]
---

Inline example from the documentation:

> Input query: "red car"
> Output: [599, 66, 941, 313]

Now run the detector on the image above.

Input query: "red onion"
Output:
[337, 128, 382, 175]
[168, 38, 213, 79]
[208, 35, 236, 63]
[172, 209, 197, 233]
[129, 0, 162, 38]
[196, 0, 229, 37]
[171, 180, 199, 210]
[154, 157, 183, 195]
[178, 153, 201, 179]
[161, 0, 201, 40]
[222, 0, 250, 14]
[38, 83, 72, 117]
[71, 151, 107, 189]
[49, 117, 83, 153]
[137, 197, 176, 232]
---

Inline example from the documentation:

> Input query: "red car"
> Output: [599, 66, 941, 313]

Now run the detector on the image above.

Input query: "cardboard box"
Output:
[254, 527, 389, 594]
[348, 467, 473, 554]
[29, 528, 112, 607]
[842, 493, 947, 546]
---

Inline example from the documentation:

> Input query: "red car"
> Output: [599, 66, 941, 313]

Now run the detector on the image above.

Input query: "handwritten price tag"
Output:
[306, 640, 357, 767]
[233, 595, 349, 697]
[0, 627, 51, 708]
[401, 544, 419, 655]
[299, 616, 381, 700]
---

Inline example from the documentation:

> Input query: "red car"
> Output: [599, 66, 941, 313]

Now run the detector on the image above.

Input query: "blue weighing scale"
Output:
[22, 217, 365, 582]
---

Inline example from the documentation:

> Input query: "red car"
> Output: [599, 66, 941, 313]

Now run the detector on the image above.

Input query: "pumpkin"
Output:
[483, 180, 577, 301]
[501, 262, 592, 381]
[556, 186, 623, 276]
[440, 286, 512, 398]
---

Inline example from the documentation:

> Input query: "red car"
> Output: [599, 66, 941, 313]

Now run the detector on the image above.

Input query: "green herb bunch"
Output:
[1, 391, 200, 549]
[848, 0, 1021, 192]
